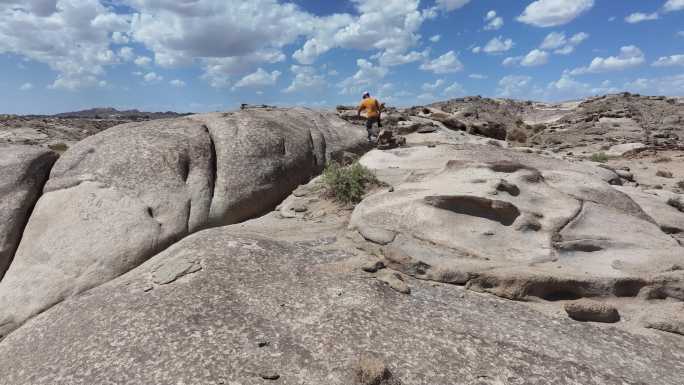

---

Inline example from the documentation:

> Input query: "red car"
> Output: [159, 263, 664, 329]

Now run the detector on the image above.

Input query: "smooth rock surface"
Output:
[352, 144, 683, 301]
[0, 145, 58, 280]
[0, 108, 366, 336]
[0, 231, 682, 385]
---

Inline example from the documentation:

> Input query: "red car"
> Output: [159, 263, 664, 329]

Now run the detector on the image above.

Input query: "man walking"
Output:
[357, 91, 382, 142]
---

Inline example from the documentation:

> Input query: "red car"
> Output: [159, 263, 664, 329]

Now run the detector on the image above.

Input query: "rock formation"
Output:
[0, 231, 682, 385]
[0, 108, 366, 337]
[1, 96, 683, 384]
[0, 145, 58, 280]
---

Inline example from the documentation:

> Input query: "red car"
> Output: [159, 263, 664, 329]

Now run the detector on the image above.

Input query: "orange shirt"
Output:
[358, 98, 380, 118]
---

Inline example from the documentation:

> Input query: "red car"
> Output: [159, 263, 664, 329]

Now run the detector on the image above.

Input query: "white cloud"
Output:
[422, 79, 445, 91]
[571, 45, 645, 75]
[419, 51, 464, 73]
[283, 65, 326, 93]
[652, 54, 684, 67]
[484, 10, 504, 31]
[678, 31, 684, 37]
[540, 31, 566, 49]
[134, 56, 152, 67]
[623, 74, 684, 96]
[518, 0, 594, 27]
[294, 0, 435, 67]
[118, 47, 135, 62]
[482, 36, 514, 54]
[664, 0, 684, 12]
[338, 58, 388, 95]
[472, 46, 481, 53]
[502, 56, 521, 67]
[436, 0, 472, 12]
[469, 73, 487, 79]
[131, 0, 314, 71]
[143, 72, 163, 83]
[417, 92, 436, 101]
[625, 12, 659, 23]
[430, 35, 441, 43]
[497, 75, 534, 98]
[521, 49, 549, 66]
[201, 49, 285, 88]
[170, 79, 186, 87]
[374, 49, 429, 67]
[547, 73, 618, 99]
[443, 81, 466, 96]
[233, 68, 281, 89]
[0, 0, 130, 89]
[19, 82, 33, 91]
[540, 31, 588, 54]
[111, 32, 130, 45]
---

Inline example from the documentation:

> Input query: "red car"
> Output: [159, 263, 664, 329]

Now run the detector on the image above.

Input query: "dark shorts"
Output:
[366, 116, 380, 132]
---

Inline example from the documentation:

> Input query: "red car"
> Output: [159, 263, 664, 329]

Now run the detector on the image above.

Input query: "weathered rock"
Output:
[564, 299, 620, 323]
[0, 232, 682, 384]
[657, 169, 674, 178]
[640, 304, 684, 336]
[352, 144, 682, 302]
[0, 108, 366, 336]
[376, 270, 411, 294]
[468, 121, 507, 140]
[0, 145, 58, 280]
[616, 187, 684, 237]
[354, 355, 402, 385]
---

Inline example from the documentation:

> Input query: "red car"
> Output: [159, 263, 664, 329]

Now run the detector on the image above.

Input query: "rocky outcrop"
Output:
[0, 108, 366, 337]
[0, 231, 682, 385]
[350, 144, 682, 302]
[0, 145, 58, 280]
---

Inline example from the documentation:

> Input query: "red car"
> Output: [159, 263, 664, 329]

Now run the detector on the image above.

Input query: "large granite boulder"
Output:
[0, 231, 682, 385]
[0, 145, 57, 280]
[350, 144, 683, 301]
[0, 108, 366, 337]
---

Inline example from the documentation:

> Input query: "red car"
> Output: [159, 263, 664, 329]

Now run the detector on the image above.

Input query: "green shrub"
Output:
[322, 161, 378, 204]
[48, 142, 68, 154]
[590, 152, 609, 163]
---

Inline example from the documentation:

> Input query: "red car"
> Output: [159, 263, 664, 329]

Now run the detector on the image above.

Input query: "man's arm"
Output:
[357, 102, 365, 116]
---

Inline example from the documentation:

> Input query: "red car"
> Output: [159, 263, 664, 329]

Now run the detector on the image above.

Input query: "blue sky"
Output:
[0, 0, 683, 114]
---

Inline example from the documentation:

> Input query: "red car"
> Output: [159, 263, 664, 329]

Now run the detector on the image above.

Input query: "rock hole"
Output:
[613, 279, 647, 297]
[556, 240, 604, 253]
[424, 195, 521, 226]
[147, 207, 155, 218]
[661, 226, 682, 235]
[542, 290, 583, 301]
[487, 161, 535, 174]
[496, 180, 520, 196]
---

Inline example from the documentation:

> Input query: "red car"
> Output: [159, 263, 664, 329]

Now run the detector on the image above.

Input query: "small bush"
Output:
[48, 142, 68, 154]
[590, 152, 609, 163]
[507, 128, 528, 143]
[322, 161, 378, 204]
[654, 156, 672, 163]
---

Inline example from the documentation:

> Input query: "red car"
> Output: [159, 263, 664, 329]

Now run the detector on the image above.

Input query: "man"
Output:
[357, 91, 382, 142]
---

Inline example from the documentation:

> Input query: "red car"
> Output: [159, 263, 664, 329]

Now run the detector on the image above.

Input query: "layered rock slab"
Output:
[351, 144, 683, 300]
[0, 108, 366, 337]
[0, 145, 58, 280]
[0, 231, 682, 385]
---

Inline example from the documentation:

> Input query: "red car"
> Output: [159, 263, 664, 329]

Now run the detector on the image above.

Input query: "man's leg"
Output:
[366, 119, 374, 141]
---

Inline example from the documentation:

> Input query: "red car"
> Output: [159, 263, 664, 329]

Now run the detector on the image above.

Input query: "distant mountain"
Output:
[51, 107, 192, 120]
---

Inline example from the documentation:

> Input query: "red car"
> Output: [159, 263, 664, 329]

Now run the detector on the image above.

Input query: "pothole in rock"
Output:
[423, 195, 521, 226]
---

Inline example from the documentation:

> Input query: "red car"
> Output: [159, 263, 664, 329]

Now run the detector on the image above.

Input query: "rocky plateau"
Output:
[1, 94, 683, 384]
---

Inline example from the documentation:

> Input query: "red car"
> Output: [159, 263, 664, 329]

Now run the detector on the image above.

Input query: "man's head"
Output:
[362, 91, 370, 99]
